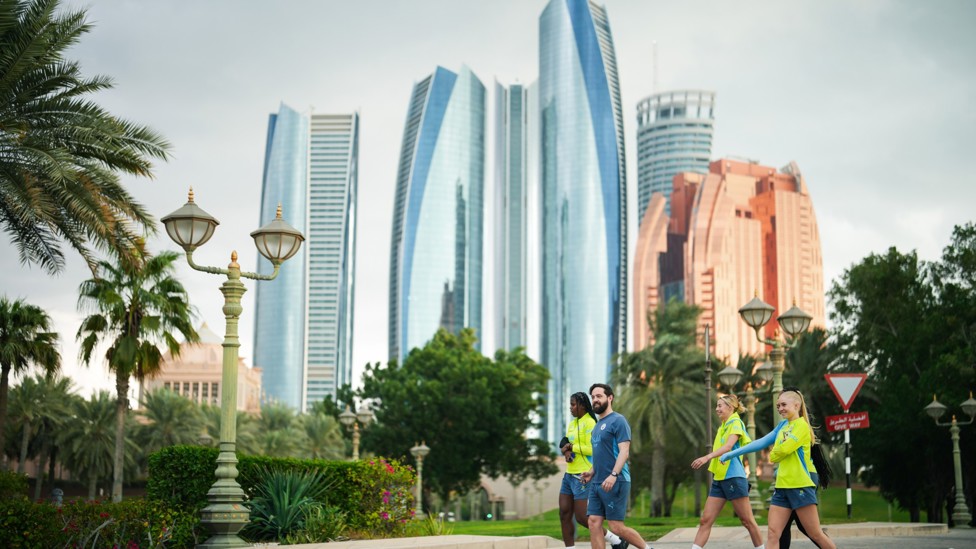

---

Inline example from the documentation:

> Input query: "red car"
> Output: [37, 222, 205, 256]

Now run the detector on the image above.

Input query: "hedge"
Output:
[146, 446, 416, 535]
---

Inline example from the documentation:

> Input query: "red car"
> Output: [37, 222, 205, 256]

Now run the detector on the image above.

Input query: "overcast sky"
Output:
[2, 0, 974, 397]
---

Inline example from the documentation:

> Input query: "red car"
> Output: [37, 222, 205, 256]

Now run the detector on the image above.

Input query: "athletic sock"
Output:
[605, 531, 622, 544]
[692, 544, 704, 549]
[754, 546, 764, 549]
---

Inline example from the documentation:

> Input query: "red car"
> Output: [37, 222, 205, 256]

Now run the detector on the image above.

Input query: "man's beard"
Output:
[593, 401, 607, 414]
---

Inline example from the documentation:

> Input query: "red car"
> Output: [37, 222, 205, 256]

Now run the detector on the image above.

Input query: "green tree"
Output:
[0, 296, 60, 466]
[254, 402, 303, 457]
[6, 373, 72, 501]
[201, 403, 258, 455]
[0, 0, 170, 274]
[358, 328, 555, 506]
[298, 412, 343, 460]
[135, 389, 205, 461]
[614, 300, 705, 517]
[76, 249, 197, 502]
[58, 391, 117, 499]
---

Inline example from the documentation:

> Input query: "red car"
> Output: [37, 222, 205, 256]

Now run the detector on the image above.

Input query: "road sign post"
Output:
[825, 373, 868, 519]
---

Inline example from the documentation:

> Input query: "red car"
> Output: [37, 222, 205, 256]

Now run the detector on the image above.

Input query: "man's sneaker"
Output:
[611, 540, 628, 549]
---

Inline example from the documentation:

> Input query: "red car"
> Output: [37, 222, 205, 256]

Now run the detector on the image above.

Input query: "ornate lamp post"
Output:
[339, 404, 374, 460]
[162, 190, 304, 548]
[716, 365, 763, 512]
[410, 441, 431, 517]
[924, 393, 976, 528]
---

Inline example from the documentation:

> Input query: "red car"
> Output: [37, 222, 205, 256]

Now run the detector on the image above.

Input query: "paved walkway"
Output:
[280, 522, 971, 548]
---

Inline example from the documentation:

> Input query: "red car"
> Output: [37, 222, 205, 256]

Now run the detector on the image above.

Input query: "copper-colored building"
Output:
[140, 323, 263, 413]
[634, 159, 824, 362]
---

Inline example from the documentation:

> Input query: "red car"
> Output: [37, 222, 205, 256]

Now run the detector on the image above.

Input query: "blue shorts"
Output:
[559, 472, 589, 500]
[771, 485, 818, 509]
[708, 477, 749, 500]
[587, 479, 629, 521]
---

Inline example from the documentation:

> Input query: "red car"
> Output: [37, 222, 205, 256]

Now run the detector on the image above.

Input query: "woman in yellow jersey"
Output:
[690, 394, 764, 549]
[558, 392, 627, 549]
[766, 389, 836, 549]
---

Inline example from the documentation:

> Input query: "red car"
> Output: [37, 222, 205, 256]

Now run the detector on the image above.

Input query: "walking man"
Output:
[582, 383, 653, 549]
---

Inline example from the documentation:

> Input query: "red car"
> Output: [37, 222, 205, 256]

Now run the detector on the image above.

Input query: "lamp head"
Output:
[738, 294, 775, 330]
[356, 404, 374, 426]
[777, 302, 813, 339]
[756, 358, 775, 384]
[161, 188, 219, 251]
[251, 204, 305, 264]
[924, 395, 947, 421]
[410, 441, 431, 458]
[338, 405, 356, 428]
[717, 366, 744, 389]
[962, 391, 976, 420]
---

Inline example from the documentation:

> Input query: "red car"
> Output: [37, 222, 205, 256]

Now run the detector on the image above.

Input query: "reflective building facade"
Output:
[253, 105, 359, 410]
[539, 0, 627, 441]
[494, 82, 528, 352]
[636, 90, 715, 216]
[389, 66, 485, 361]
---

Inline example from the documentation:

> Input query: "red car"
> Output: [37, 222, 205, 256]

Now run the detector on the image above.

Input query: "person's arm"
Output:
[691, 434, 739, 469]
[720, 419, 787, 462]
[573, 420, 594, 457]
[770, 422, 810, 463]
[600, 440, 631, 492]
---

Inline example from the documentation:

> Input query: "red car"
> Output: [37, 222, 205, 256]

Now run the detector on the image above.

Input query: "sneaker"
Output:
[611, 541, 629, 549]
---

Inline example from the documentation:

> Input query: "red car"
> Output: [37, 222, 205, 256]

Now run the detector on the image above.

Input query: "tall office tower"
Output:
[253, 105, 359, 410]
[494, 82, 529, 352]
[389, 66, 486, 361]
[635, 90, 715, 216]
[539, 0, 627, 441]
[633, 159, 825, 362]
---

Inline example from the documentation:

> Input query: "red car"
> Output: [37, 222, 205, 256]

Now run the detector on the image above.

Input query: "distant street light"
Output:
[924, 393, 976, 528]
[162, 189, 304, 548]
[411, 441, 431, 517]
[339, 404, 374, 460]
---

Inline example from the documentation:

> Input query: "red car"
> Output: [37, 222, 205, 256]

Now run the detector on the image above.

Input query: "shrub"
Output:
[283, 505, 348, 544]
[241, 467, 332, 541]
[0, 470, 29, 500]
[147, 446, 416, 539]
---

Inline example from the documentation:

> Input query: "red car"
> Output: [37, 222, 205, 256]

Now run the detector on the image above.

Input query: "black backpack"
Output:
[811, 444, 832, 489]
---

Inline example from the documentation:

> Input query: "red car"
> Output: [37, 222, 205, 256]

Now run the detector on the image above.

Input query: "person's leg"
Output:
[606, 520, 646, 548]
[729, 496, 763, 548]
[693, 496, 727, 547]
[559, 492, 576, 546]
[588, 514, 607, 549]
[794, 505, 835, 549]
[765, 505, 792, 549]
[790, 509, 822, 548]
[780, 511, 795, 549]
[575, 497, 624, 547]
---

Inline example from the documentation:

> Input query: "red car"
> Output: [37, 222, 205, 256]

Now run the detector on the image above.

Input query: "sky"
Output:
[2, 0, 974, 397]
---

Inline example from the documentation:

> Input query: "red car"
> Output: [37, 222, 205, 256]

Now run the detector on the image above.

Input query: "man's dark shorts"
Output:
[586, 479, 629, 521]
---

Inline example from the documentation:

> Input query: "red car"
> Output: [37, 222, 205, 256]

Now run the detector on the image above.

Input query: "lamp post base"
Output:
[198, 500, 249, 548]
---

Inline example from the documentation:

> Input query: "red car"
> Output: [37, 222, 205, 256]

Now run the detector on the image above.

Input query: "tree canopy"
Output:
[357, 328, 556, 505]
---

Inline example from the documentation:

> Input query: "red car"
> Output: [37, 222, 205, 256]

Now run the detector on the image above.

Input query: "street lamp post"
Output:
[339, 404, 374, 460]
[717, 365, 762, 513]
[162, 190, 304, 548]
[924, 393, 976, 528]
[737, 296, 812, 499]
[411, 441, 430, 517]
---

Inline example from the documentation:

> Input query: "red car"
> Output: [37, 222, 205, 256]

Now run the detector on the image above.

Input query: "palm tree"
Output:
[7, 375, 45, 474]
[298, 412, 343, 460]
[201, 403, 259, 455]
[0, 0, 170, 274]
[614, 300, 705, 517]
[58, 391, 117, 499]
[6, 373, 72, 499]
[254, 402, 303, 457]
[76, 249, 196, 502]
[0, 297, 60, 468]
[135, 388, 205, 459]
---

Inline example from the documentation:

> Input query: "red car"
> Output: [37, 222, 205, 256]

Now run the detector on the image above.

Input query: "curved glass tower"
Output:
[389, 66, 485, 361]
[636, 90, 715, 217]
[539, 0, 627, 441]
[254, 105, 359, 410]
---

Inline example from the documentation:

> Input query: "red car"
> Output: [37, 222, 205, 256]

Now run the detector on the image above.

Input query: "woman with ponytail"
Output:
[689, 393, 764, 549]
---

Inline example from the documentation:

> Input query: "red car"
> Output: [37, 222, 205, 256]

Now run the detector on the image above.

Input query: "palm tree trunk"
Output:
[0, 363, 9, 470]
[651, 439, 666, 517]
[34, 452, 46, 500]
[17, 420, 30, 474]
[88, 474, 98, 501]
[113, 372, 128, 503]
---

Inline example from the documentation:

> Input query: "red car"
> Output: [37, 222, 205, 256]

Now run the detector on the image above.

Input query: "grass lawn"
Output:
[450, 482, 911, 541]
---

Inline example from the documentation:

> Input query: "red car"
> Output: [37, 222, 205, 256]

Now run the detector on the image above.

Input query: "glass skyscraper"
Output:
[389, 66, 485, 361]
[636, 90, 715, 216]
[539, 0, 627, 441]
[494, 82, 528, 352]
[253, 105, 359, 410]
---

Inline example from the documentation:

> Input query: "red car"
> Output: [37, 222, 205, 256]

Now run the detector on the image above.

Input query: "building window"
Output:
[192, 382, 200, 401]
[211, 383, 219, 405]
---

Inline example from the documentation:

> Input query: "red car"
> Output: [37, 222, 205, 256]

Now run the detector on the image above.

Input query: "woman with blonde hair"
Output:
[690, 393, 764, 549]
[758, 389, 836, 549]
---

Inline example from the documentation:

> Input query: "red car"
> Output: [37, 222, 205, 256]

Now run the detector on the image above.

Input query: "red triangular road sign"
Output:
[824, 373, 867, 411]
